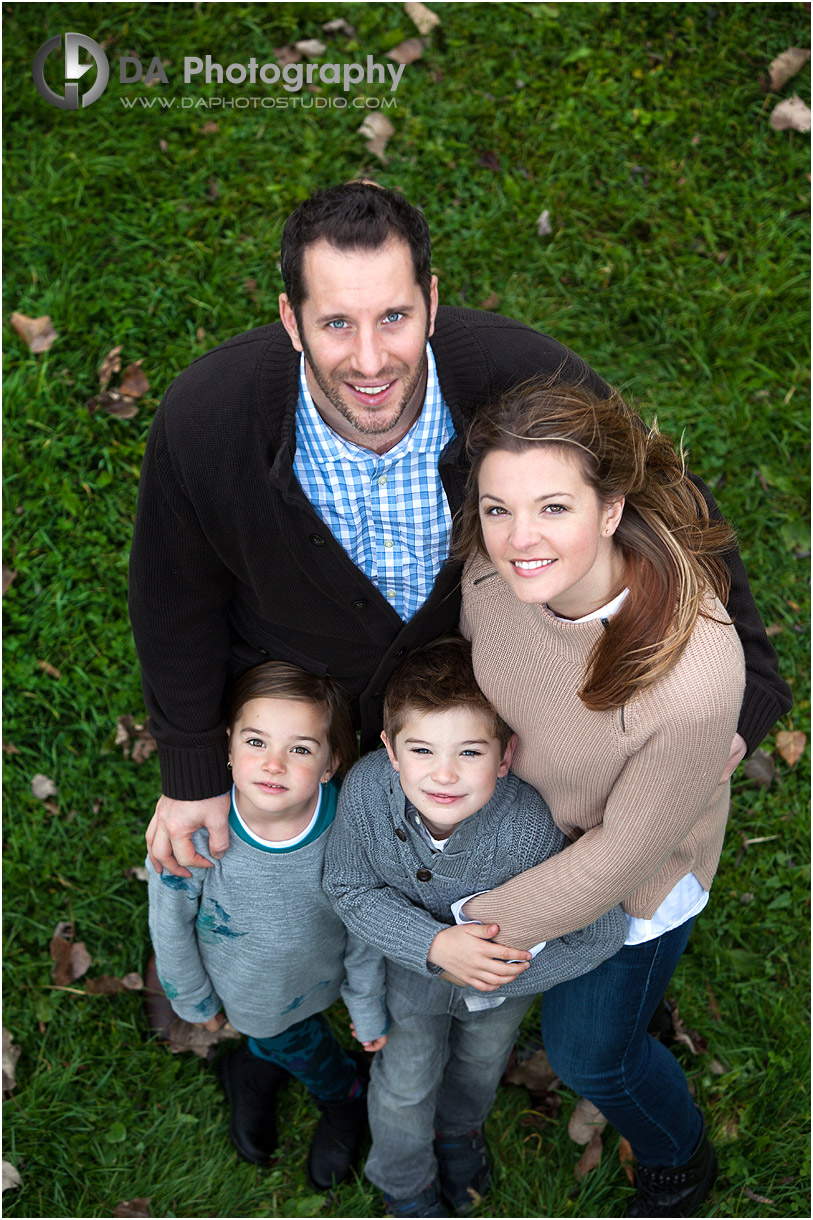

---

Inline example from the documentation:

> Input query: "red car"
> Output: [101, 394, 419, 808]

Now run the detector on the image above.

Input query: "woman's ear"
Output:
[603, 496, 625, 537]
[381, 730, 400, 771]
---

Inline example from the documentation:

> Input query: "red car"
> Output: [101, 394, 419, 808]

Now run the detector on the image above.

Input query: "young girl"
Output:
[147, 661, 386, 1190]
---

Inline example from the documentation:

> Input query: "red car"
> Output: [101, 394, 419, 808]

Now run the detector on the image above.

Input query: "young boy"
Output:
[323, 636, 627, 1218]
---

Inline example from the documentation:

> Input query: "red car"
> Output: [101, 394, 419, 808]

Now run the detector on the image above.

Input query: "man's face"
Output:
[279, 238, 438, 453]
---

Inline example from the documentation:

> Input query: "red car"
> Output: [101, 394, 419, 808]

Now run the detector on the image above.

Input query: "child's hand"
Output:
[427, 924, 531, 991]
[350, 1021, 388, 1052]
[197, 1012, 225, 1033]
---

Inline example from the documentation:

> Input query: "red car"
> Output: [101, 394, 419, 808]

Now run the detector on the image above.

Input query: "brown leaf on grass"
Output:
[159, 139, 168, 153]
[668, 1004, 704, 1055]
[322, 18, 356, 38]
[295, 39, 327, 58]
[359, 113, 394, 162]
[770, 95, 812, 133]
[206, 176, 219, 201]
[114, 1200, 151, 1218]
[776, 730, 806, 767]
[98, 345, 123, 390]
[119, 360, 150, 398]
[568, 1097, 608, 1145]
[744, 1187, 776, 1206]
[405, 1, 441, 36]
[50, 926, 92, 985]
[201, 120, 219, 134]
[125, 865, 150, 882]
[10, 312, 58, 353]
[85, 972, 144, 995]
[196, 327, 206, 343]
[706, 982, 722, 1020]
[477, 151, 501, 171]
[479, 291, 500, 311]
[87, 390, 139, 419]
[574, 1130, 603, 1180]
[115, 715, 158, 764]
[2, 1162, 22, 1193]
[504, 1046, 559, 1092]
[243, 278, 258, 292]
[3, 739, 20, 754]
[765, 621, 783, 637]
[3, 566, 17, 595]
[709, 1058, 726, 1075]
[274, 45, 302, 67]
[2, 1028, 21, 1093]
[742, 748, 775, 789]
[387, 38, 426, 65]
[764, 47, 811, 93]
[167, 1016, 241, 1058]
[32, 773, 57, 800]
[37, 659, 62, 679]
[536, 209, 553, 237]
[618, 1136, 635, 1182]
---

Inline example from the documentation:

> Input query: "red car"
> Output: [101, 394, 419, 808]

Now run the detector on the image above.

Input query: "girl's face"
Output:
[477, 447, 625, 620]
[228, 697, 336, 830]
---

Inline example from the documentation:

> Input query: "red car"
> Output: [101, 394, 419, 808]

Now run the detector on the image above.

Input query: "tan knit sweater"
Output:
[461, 555, 745, 949]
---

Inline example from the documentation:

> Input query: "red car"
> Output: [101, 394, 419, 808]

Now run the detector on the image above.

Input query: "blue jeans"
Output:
[541, 917, 702, 1168]
[248, 1013, 359, 1103]
[365, 988, 533, 1198]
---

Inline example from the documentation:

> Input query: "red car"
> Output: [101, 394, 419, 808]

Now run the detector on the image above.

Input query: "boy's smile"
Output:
[382, 707, 515, 840]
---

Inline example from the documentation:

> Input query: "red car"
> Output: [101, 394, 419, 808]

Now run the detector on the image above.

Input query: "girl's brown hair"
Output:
[456, 379, 735, 711]
[227, 661, 357, 775]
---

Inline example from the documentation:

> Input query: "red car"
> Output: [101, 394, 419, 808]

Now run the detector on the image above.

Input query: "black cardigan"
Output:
[129, 307, 791, 799]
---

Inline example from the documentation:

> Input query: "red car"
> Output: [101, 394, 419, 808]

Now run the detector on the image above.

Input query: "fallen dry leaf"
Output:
[295, 38, 326, 58]
[2, 1162, 22, 1194]
[85, 972, 144, 995]
[98, 345, 123, 390]
[742, 748, 775, 789]
[359, 112, 394, 162]
[243, 278, 258, 292]
[86, 389, 139, 419]
[196, 327, 206, 343]
[765, 621, 783, 637]
[706, 982, 722, 1020]
[770, 94, 812, 133]
[387, 38, 426, 65]
[159, 138, 168, 152]
[10, 312, 58, 353]
[114, 1201, 150, 1218]
[574, 1129, 603, 1180]
[405, 1, 441, 36]
[2, 740, 20, 754]
[167, 1016, 241, 1058]
[115, 715, 158, 764]
[119, 361, 150, 398]
[322, 17, 356, 38]
[618, 1136, 635, 1183]
[504, 1046, 559, 1093]
[537, 210, 553, 237]
[2, 1028, 21, 1093]
[125, 865, 150, 882]
[275, 45, 302, 67]
[37, 659, 61, 679]
[3, 566, 17, 595]
[479, 291, 500, 311]
[765, 47, 811, 93]
[568, 1096, 607, 1145]
[207, 176, 219, 200]
[201, 120, 219, 133]
[744, 1187, 776, 1206]
[775, 729, 805, 767]
[32, 773, 57, 800]
[50, 927, 92, 986]
[709, 1059, 726, 1075]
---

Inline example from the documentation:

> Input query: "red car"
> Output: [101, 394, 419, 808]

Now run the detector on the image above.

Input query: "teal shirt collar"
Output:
[228, 778, 339, 853]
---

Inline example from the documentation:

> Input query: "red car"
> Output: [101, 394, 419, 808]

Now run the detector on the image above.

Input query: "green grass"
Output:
[3, 2, 809, 1216]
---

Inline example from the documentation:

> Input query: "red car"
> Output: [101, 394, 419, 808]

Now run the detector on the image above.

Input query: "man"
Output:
[130, 181, 790, 878]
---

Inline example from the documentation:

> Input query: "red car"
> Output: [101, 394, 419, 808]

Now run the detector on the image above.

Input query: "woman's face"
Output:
[477, 446, 625, 619]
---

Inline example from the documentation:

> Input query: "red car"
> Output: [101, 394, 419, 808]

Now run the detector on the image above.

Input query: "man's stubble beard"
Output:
[300, 334, 429, 439]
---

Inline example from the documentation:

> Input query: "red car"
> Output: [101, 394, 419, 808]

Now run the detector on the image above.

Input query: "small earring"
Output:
[227, 761, 232, 769]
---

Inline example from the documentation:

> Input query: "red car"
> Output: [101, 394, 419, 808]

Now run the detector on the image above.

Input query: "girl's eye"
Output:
[246, 738, 264, 748]
[291, 745, 312, 755]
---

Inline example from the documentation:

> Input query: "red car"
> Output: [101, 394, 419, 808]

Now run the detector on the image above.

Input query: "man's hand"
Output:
[146, 792, 231, 877]
[427, 924, 531, 992]
[720, 732, 748, 783]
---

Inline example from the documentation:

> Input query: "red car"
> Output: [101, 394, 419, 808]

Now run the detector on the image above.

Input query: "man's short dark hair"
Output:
[280, 181, 432, 317]
[382, 634, 514, 752]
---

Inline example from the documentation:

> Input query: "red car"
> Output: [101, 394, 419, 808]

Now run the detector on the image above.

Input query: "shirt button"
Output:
[377, 475, 388, 486]
[384, 539, 394, 549]
[395, 828, 407, 842]
[351, 599, 368, 609]
[386, 590, 396, 600]
[416, 868, 432, 882]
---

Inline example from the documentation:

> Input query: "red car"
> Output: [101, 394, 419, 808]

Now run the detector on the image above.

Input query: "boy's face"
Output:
[381, 707, 515, 840]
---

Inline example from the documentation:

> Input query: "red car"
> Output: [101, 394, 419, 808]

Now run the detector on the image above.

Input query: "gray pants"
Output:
[365, 976, 533, 1198]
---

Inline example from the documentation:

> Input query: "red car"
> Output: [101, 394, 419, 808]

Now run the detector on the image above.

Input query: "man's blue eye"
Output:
[384, 312, 403, 323]
[328, 320, 347, 329]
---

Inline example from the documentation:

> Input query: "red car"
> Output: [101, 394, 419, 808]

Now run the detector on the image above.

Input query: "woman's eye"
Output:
[543, 504, 567, 514]
[483, 506, 508, 517]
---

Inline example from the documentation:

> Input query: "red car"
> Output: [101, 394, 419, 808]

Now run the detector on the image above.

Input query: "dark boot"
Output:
[627, 1127, 718, 1217]
[434, 1129, 491, 1215]
[306, 1088, 368, 1190]
[217, 1044, 288, 1165]
[384, 1180, 448, 1217]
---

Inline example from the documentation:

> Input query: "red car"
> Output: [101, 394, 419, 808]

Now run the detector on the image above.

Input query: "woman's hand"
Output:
[720, 732, 748, 783]
[427, 924, 531, 991]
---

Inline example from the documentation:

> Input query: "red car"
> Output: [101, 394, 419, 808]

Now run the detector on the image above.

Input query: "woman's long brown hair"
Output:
[455, 379, 735, 711]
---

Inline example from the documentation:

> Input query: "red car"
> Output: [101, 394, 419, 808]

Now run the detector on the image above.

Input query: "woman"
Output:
[456, 380, 746, 1217]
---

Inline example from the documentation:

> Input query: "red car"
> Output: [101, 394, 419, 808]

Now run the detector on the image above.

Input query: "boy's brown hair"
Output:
[382, 634, 513, 751]
[227, 661, 357, 775]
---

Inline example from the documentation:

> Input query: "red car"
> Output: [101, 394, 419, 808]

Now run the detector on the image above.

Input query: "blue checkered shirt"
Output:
[293, 346, 455, 621]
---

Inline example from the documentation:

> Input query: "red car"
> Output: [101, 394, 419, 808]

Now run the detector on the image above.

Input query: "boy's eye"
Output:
[460, 750, 482, 757]
[409, 747, 431, 755]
